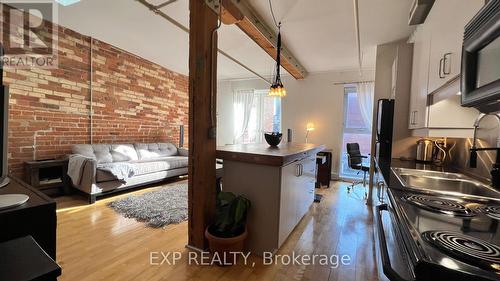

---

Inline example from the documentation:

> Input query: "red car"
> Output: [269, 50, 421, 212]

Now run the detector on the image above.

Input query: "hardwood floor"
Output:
[55, 181, 385, 281]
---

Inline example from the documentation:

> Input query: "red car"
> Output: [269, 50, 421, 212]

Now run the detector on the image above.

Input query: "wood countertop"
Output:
[216, 143, 326, 166]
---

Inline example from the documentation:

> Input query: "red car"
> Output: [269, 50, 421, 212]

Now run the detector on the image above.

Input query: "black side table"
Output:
[316, 150, 332, 188]
[25, 158, 70, 195]
[0, 236, 61, 281]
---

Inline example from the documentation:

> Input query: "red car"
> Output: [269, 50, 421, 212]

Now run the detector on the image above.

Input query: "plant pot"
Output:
[205, 226, 248, 265]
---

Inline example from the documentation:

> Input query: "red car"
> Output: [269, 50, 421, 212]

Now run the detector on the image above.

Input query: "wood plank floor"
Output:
[55, 180, 385, 281]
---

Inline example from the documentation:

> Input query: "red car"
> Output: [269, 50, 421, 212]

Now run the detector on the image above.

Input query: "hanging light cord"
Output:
[268, 0, 280, 29]
[275, 25, 282, 84]
[268, 0, 282, 85]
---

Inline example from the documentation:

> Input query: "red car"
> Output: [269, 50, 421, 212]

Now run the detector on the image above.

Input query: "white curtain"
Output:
[233, 89, 255, 144]
[356, 82, 375, 129]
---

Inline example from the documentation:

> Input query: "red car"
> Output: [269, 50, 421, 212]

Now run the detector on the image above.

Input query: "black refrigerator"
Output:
[374, 99, 394, 163]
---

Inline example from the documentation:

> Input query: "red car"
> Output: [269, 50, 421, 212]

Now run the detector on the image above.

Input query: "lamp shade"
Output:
[306, 123, 315, 131]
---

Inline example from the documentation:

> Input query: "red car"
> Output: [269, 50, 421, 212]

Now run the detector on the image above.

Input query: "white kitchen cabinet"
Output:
[296, 156, 316, 221]
[278, 155, 315, 246]
[279, 160, 299, 246]
[408, 24, 431, 129]
[426, 0, 484, 94]
[408, 0, 483, 133]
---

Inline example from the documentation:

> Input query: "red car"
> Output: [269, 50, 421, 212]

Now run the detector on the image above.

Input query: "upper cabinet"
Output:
[408, 0, 483, 135]
[408, 24, 431, 129]
[426, 0, 484, 94]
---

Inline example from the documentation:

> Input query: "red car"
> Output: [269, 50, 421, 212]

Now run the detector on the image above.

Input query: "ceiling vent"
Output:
[408, 0, 436, 25]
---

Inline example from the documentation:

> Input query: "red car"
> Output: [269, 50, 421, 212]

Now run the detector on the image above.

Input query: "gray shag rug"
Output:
[107, 183, 188, 228]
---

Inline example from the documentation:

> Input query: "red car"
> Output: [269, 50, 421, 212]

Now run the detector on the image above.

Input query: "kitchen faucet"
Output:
[469, 113, 500, 189]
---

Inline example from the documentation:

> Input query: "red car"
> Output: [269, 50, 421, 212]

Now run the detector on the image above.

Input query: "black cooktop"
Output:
[402, 194, 476, 217]
[389, 188, 500, 280]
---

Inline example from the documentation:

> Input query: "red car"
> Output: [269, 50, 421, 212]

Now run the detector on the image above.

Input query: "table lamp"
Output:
[305, 123, 315, 143]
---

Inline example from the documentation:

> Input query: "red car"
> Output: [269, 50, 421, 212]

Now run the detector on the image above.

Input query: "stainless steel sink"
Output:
[391, 167, 500, 201]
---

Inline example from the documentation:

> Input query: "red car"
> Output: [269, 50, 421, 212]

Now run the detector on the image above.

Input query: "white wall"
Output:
[217, 69, 375, 177]
[371, 40, 417, 161]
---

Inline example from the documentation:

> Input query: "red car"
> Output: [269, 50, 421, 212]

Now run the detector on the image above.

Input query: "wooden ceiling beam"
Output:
[222, 0, 307, 80]
[221, 0, 244, 24]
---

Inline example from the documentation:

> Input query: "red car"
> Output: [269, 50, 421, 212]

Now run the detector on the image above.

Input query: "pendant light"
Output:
[268, 0, 286, 97]
[268, 24, 286, 97]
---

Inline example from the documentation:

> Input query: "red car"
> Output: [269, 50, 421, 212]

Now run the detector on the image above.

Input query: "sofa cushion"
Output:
[134, 143, 178, 160]
[135, 157, 188, 175]
[95, 156, 188, 183]
[72, 144, 139, 164]
[72, 144, 96, 159]
[110, 144, 139, 162]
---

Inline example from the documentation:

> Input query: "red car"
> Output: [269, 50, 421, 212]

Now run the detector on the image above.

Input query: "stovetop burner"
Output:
[474, 205, 500, 220]
[402, 194, 475, 217]
[422, 231, 500, 272]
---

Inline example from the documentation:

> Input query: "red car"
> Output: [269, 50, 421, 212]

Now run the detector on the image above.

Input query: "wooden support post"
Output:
[187, 0, 218, 250]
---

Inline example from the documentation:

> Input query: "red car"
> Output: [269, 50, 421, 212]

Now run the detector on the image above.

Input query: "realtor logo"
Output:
[0, 0, 58, 68]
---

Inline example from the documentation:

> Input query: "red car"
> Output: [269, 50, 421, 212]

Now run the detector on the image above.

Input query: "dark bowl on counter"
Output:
[264, 132, 282, 146]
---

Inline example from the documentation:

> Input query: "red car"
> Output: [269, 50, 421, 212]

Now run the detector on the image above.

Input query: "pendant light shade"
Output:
[269, 25, 286, 97]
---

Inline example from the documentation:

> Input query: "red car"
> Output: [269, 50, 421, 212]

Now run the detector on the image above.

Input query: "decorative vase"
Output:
[264, 132, 282, 146]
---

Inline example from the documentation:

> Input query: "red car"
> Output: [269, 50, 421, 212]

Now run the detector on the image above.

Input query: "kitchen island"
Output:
[216, 143, 325, 255]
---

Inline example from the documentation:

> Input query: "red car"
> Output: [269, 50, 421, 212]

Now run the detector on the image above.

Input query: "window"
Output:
[233, 89, 281, 144]
[340, 86, 373, 178]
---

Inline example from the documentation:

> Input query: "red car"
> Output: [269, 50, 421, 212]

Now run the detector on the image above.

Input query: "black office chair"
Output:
[346, 143, 370, 195]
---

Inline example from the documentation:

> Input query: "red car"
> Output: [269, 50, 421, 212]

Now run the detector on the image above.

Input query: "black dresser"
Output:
[0, 177, 57, 260]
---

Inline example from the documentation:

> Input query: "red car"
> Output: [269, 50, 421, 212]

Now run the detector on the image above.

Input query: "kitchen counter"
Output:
[218, 143, 325, 255]
[216, 143, 325, 166]
[373, 159, 500, 281]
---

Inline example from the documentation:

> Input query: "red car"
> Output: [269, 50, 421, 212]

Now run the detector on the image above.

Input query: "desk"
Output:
[0, 236, 61, 281]
[0, 177, 57, 259]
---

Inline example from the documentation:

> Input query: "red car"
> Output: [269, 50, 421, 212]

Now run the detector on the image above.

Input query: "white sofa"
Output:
[69, 143, 188, 203]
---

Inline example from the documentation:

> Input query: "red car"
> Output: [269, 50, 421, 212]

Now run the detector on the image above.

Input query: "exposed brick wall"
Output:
[2, 6, 189, 178]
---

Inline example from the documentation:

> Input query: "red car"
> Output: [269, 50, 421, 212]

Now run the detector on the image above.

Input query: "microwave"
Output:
[461, 0, 500, 113]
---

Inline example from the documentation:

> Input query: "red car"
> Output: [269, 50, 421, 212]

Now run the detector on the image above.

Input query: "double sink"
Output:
[392, 167, 500, 201]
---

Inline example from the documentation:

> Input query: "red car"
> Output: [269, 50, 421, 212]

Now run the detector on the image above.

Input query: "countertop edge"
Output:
[216, 144, 326, 167]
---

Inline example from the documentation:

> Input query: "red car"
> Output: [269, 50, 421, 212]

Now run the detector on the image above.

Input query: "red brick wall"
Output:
[2, 8, 189, 178]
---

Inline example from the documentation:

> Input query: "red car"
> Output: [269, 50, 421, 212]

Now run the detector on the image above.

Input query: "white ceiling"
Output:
[57, 0, 413, 80]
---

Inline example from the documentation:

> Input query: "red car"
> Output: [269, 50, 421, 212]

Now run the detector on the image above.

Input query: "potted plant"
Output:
[205, 191, 251, 264]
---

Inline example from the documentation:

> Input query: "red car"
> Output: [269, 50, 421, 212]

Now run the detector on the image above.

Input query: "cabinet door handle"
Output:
[295, 164, 300, 177]
[439, 58, 445, 78]
[413, 111, 418, 125]
[299, 164, 303, 176]
[443, 53, 452, 75]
